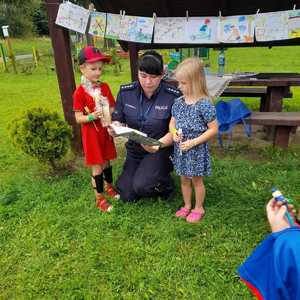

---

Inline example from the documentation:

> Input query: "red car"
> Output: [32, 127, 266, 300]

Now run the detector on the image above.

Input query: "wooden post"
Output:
[32, 47, 38, 67]
[5, 37, 17, 74]
[45, 0, 82, 154]
[0, 43, 8, 72]
[128, 42, 139, 81]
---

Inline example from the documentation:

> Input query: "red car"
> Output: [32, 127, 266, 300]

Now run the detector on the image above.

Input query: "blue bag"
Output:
[216, 98, 252, 146]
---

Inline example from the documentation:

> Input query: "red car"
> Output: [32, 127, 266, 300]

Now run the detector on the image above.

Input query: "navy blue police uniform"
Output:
[112, 80, 181, 202]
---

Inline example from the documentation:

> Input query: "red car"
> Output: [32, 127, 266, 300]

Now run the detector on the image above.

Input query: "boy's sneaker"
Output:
[105, 183, 120, 200]
[96, 195, 113, 212]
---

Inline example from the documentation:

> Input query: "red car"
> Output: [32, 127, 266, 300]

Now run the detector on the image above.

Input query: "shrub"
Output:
[8, 107, 72, 170]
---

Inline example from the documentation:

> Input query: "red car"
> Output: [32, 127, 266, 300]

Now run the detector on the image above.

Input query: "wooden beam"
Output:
[128, 42, 139, 81]
[45, 0, 82, 154]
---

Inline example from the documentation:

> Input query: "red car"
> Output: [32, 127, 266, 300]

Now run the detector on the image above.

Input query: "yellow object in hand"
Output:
[169, 127, 177, 134]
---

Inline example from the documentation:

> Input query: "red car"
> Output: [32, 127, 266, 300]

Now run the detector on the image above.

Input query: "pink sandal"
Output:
[175, 207, 190, 218]
[186, 210, 205, 223]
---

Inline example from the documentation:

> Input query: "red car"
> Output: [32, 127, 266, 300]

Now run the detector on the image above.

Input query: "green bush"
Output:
[8, 107, 72, 170]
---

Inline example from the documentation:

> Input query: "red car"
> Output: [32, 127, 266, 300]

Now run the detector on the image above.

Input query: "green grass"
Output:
[0, 38, 300, 299]
[0, 37, 52, 56]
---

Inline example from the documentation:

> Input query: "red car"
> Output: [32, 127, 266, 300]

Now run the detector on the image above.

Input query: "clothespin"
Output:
[153, 12, 157, 22]
[119, 10, 123, 19]
[122, 10, 126, 19]
[219, 10, 224, 20]
[293, 4, 296, 10]
[186, 10, 189, 22]
[256, 9, 260, 16]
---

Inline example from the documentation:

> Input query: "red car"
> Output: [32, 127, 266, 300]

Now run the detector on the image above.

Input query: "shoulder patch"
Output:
[120, 82, 137, 91]
[165, 86, 181, 96]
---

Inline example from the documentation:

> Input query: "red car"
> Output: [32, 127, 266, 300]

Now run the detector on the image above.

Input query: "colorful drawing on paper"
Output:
[89, 12, 106, 37]
[135, 17, 154, 43]
[186, 17, 219, 43]
[154, 17, 186, 43]
[255, 11, 288, 41]
[119, 15, 138, 41]
[55, 2, 90, 34]
[288, 9, 300, 38]
[118, 15, 154, 43]
[219, 15, 255, 43]
[106, 13, 120, 39]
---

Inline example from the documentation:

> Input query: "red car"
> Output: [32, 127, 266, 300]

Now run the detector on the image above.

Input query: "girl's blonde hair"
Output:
[174, 57, 209, 99]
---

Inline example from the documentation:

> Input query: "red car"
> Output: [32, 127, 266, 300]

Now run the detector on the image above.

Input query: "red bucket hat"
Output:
[78, 46, 110, 65]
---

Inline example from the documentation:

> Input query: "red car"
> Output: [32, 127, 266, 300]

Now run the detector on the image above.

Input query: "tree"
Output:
[0, 0, 40, 37]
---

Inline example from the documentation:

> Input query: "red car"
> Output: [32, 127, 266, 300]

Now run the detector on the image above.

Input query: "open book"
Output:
[110, 124, 163, 147]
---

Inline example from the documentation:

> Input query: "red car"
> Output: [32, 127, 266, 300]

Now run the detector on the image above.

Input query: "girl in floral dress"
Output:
[169, 57, 218, 223]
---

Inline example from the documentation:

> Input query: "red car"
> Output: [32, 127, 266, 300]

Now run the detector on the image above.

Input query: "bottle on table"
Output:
[218, 48, 225, 77]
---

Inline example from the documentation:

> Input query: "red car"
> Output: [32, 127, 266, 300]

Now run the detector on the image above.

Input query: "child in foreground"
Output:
[73, 46, 119, 212]
[238, 198, 300, 300]
[169, 57, 218, 223]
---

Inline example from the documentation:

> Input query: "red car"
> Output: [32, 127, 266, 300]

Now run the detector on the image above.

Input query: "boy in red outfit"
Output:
[73, 46, 119, 212]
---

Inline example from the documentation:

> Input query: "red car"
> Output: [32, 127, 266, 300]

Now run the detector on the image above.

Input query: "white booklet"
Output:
[110, 124, 163, 147]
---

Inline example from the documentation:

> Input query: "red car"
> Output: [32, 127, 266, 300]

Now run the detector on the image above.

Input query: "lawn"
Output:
[0, 38, 300, 299]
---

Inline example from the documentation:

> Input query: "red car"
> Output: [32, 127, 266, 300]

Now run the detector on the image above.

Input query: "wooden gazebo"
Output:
[45, 0, 300, 152]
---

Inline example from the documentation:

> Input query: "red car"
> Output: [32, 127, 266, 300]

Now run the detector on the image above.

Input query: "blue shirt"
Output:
[112, 80, 181, 140]
[238, 227, 300, 300]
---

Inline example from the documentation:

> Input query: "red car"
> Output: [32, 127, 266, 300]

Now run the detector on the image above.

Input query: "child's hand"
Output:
[180, 139, 196, 152]
[93, 109, 103, 119]
[173, 133, 182, 143]
[266, 198, 296, 232]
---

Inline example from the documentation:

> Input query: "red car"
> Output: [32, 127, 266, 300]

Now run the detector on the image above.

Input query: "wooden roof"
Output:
[92, 0, 300, 49]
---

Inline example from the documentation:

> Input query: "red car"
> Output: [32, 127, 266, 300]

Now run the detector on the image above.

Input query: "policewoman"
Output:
[110, 50, 181, 202]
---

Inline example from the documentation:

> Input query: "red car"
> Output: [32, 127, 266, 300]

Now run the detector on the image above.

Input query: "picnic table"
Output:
[227, 73, 300, 112]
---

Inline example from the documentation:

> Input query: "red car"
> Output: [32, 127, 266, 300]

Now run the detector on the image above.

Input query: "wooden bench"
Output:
[221, 87, 293, 112]
[246, 112, 300, 148]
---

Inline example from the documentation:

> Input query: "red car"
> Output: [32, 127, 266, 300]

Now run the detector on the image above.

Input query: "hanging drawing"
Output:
[288, 9, 300, 38]
[106, 13, 121, 39]
[255, 11, 288, 41]
[55, 2, 90, 34]
[186, 17, 219, 43]
[219, 15, 255, 43]
[89, 11, 106, 37]
[154, 17, 186, 43]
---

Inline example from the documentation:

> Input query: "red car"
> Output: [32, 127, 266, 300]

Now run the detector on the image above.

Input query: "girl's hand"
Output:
[266, 198, 296, 232]
[180, 139, 197, 152]
[141, 144, 159, 153]
[93, 109, 103, 119]
[173, 132, 182, 143]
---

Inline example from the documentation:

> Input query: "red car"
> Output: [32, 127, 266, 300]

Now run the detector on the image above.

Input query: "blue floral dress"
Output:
[171, 97, 216, 177]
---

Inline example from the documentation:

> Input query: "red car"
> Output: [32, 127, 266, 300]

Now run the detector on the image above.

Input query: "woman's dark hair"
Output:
[138, 50, 164, 75]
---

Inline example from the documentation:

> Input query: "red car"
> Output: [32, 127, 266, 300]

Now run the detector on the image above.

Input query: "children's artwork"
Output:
[135, 17, 155, 43]
[219, 15, 255, 43]
[288, 9, 300, 38]
[106, 13, 120, 39]
[118, 15, 154, 43]
[88, 11, 106, 37]
[55, 2, 90, 34]
[119, 15, 138, 42]
[154, 17, 186, 43]
[255, 11, 288, 41]
[186, 17, 219, 44]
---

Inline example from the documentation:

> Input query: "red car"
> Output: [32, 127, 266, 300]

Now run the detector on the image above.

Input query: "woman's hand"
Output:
[141, 144, 160, 153]
[107, 121, 123, 137]
[266, 198, 296, 232]
[180, 139, 197, 152]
